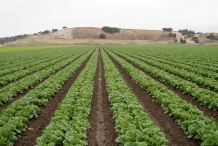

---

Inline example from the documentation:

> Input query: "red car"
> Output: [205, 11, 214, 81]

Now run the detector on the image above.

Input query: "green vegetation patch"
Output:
[0, 46, 69, 53]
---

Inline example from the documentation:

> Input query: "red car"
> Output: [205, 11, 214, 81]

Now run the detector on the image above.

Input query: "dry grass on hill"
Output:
[4, 27, 218, 46]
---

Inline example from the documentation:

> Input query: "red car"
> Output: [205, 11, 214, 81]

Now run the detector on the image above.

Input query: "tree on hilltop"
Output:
[162, 27, 173, 32]
[43, 30, 50, 34]
[52, 29, 58, 32]
[102, 26, 120, 33]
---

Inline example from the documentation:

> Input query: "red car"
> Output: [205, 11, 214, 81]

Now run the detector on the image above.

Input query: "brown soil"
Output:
[0, 80, 43, 115]
[13, 52, 93, 146]
[114, 52, 218, 122]
[0, 53, 86, 115]
[106, 50, 199, 146]
[86, 49, 118, 146]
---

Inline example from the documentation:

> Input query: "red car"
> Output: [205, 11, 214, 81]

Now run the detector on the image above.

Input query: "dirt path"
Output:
[106, 50, 198, 146]
[87, 49, 118, 146]
[13, 53, 92, 146]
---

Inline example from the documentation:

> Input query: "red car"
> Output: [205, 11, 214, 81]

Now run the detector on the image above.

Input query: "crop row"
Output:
[134, 46, 218, 67]
[102, 48, 169, 145]
[116, 45, 218, 72]
[109, 49, 218, 110]
[141, 52, 218, 73]
[114, 48, 218, 91]
[0, 48, 61, 70]
[0, 48, 94, 145]
[0, 52, 65, 78]
[37, 49, 98, 145]
[0, 50, 81, 86]
[119, 48, 218, 80]
[0, 49, 89, 106]
[106, 48, 218, 145]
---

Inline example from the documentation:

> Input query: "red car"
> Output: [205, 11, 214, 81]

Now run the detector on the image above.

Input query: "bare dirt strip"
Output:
[106, 51, 199, 146]
[0, 53, 86, 115]
[112, 51, 218, 122]
[87, 49, 118, 146]
[14, 52, 93, 146]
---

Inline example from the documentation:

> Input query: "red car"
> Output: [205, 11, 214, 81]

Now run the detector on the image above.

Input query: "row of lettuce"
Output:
[38, 48, 169, 145]
[36, 49, 98, 145]
[128, 45, 218, 68]
[148, 50, 217, 72]
[113, 47, 218, 90]
[0, 47, 170, 145]
[0, 53, 55, 77]
[105, 47, 218, 145]
[101, 49, 169, 145]
[0, 48, 94, 145]
[1, 45, 218, 145]
[0, 49, 90, 106]
[141, 52, 218, 76]
[109, 48, 218, 110]
[0, 47, 67, 71]
[0, 50, 79, 86]
[120, 48, 218, 80]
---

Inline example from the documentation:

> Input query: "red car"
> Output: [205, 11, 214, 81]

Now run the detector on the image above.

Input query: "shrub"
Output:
[99, 33, 106, 39]
[180, 38, 186, 44]
[178, 29, 195, 35]
[206, 33, 218, 40]
[0, 34, 28, 44]
[102, 26, 120, 33]
[52, 29, 58, 32]
[162, 27, 173, 32]
[168, 33, 175, 37]
[43, 30, 50, 34]
[192, 37, 198, 43]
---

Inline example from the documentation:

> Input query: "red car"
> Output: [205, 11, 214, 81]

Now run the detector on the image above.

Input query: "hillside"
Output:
[3, 27, 218, 46]
[30, 27, 172, 40]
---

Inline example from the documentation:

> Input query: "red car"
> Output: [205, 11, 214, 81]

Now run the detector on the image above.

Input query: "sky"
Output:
[0, 0, 218, 38]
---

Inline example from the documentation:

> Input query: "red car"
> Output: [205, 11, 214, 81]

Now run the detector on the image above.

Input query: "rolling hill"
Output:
[3, 27, 218, 46]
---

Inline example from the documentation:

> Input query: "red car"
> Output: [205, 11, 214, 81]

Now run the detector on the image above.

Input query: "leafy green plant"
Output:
[106, 48, 218, 145]
[37, 49, 98, 145]
[0, 48, 95, 145]
[110, 49, 218, 110]
[101, 48, 169, 145]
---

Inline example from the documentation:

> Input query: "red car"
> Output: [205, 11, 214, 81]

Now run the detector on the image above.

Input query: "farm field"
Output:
[0, 46, 70, 53]
[0, 45, 218, 145]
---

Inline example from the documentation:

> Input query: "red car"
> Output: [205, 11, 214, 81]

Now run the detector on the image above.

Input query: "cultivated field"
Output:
[0, 45, 218, 146]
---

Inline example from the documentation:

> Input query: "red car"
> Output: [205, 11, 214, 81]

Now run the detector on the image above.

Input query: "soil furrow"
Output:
[106, 50, 198, 146]
[114, 52, 218, 122]
[13, 52, 93, 146]
[87, 49, 118, 146]
[128, 52, 218, 94]
[0, 53, 86, 114]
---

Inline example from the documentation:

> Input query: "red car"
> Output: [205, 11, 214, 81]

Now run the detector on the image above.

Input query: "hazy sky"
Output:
[0, 0, 217, 38]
